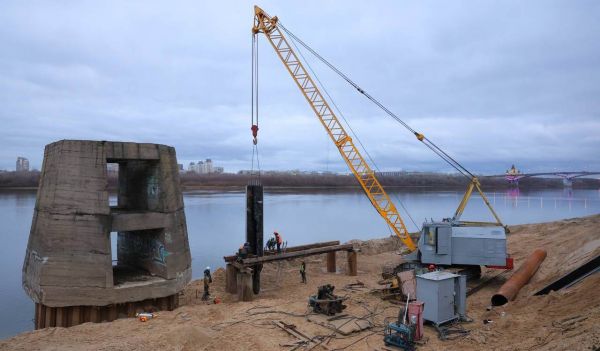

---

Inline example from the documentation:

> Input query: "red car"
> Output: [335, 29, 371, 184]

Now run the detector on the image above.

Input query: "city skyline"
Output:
[3, 153, 600, 176]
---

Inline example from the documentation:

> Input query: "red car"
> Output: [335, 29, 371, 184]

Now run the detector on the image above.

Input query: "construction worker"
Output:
[300, 261, 307, 284]
[202, 266, 212, 301]
[237, 242, 251, 262]
[266, 236, 276, 252]
[274, 231, 283, 253]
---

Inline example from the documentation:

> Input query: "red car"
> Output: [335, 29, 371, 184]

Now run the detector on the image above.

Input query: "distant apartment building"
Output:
[16, 157, 30, 172]
[186, 159, 221, 174]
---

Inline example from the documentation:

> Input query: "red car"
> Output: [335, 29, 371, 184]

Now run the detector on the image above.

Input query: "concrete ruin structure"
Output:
[22, 140, 191, 328]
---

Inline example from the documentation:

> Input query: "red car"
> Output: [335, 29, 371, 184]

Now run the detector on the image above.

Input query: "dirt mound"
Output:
[1, 215, 599, 351]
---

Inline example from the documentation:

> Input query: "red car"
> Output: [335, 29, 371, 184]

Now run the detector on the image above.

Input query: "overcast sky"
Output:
[1, 1, 598, 174]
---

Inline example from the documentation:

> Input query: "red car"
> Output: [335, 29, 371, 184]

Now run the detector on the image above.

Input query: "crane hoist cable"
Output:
[287, 30, 420, 231]
[251, 33, 261, 178]
[277, 20, 505, 227]
[278, 22, 474, 180]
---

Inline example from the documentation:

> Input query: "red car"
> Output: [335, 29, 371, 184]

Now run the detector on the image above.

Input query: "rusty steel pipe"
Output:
[491, 249, 547, 306]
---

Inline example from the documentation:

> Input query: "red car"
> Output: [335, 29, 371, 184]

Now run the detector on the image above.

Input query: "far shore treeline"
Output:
[1, 170, 598, 191]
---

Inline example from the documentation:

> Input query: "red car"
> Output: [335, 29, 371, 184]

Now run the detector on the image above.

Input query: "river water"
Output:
[1, 187, 599, 338]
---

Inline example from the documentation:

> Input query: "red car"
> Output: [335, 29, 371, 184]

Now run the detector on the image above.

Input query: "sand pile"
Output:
[1, 215, 598, 350]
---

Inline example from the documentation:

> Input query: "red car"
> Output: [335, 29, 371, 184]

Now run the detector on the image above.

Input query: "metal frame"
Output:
[452, 177, 505, 228]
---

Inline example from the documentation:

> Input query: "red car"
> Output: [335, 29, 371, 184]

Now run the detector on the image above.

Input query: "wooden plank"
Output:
[241, 244, 354, 265]
[226, 264, 238, 294]
[237, 270, 253, 302]
[224, 241, 340, 262]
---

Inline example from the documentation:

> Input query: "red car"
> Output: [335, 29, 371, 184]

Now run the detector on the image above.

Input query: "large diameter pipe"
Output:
[491, 249, 547, 306]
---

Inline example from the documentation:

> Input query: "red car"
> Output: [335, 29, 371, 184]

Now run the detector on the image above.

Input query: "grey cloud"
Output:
[0, 0, 598, 175]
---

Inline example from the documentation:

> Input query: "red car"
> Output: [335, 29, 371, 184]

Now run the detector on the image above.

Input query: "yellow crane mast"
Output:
[252, 6, 416, 251]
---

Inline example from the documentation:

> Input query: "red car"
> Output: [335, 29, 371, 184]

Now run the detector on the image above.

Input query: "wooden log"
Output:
[327, 252, 337, 273]
[70, 306, 81, 327]
[158, 296, 169, 310]
[236, 269, 253, 302]
[89, 306, 100, 323]
[107, 305, 118, 322]
[55, 307, 67, 327]
[45, 307, 56, 328]
[347, 250, 358, 276]
[126, 302, 136, 317]
[241, 244, 354, 265]
[36, 303, 46, 329]
[226, 263, 238, 294]
[224, 241, 341, 262]
[169, 294, 178, 310]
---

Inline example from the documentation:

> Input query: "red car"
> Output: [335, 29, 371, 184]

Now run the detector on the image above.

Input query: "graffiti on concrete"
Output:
[120, 234, 170, 266]
[153, 241, 170, 265]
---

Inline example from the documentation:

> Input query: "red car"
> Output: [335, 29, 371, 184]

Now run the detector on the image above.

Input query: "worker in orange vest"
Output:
[273, 231, 283, 253]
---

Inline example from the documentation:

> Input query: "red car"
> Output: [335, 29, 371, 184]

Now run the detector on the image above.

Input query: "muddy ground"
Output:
[1, 215, 599, 350]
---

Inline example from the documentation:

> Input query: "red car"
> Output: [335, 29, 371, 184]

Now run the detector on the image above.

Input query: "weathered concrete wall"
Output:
[23, 140, 191, 308]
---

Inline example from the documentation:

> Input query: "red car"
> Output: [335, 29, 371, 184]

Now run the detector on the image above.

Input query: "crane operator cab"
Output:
[403, 220, 513, 279]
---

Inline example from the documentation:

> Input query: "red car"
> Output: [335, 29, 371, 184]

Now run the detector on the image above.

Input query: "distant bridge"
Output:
[486, 171, 600, 186]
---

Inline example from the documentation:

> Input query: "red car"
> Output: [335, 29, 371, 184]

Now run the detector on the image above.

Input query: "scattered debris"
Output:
[307, 314, 372, 336]
[343, 281, 367, 292]
[272, 320, 331, 350]
[434, 321, 470, 341]
[136, 312, 157, 322]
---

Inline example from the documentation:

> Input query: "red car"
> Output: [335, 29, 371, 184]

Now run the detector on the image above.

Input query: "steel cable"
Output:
[286, 25, 420, 230]
[279, 22, 474, 180]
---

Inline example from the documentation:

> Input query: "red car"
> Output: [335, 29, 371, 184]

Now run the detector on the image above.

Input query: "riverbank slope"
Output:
[1, 215, 599, 350]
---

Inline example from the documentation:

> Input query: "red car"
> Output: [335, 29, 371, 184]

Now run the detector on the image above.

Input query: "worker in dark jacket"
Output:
[266, 237, 277, 252]
[202, 266, 213, 300]
[300, 261, 307, 283]
[274, 231, 283, 253]
[237, 242, 251, 262]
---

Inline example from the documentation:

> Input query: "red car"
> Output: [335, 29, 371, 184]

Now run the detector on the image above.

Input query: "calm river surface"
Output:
[1, 187, 599, 338]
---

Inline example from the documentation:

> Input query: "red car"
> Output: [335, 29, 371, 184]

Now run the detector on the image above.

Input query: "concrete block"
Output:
[23, 140, 191, 310]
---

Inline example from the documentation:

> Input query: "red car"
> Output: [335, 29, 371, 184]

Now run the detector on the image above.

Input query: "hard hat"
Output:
[206, 266, 210, 271]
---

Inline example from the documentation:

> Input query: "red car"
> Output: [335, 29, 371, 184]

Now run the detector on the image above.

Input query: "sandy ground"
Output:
[2, 215, 599, 351]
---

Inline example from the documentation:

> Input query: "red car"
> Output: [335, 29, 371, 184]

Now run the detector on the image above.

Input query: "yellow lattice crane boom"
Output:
[252, 6, 416, 251]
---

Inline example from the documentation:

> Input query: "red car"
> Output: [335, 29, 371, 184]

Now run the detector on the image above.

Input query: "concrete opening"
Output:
[113, 229, 169, 285]
[110, 232, 118, 265]
[110, 159, 168, 285]
[107, 163, 119, 207]
[112, 160, 160, 212]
